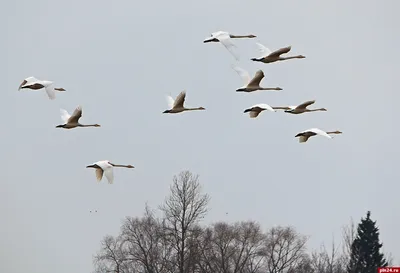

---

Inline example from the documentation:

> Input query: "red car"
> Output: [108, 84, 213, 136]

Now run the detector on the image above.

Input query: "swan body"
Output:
[244, 103, 276, 118]
[251, 43, 305, 64]
[163, 91, 205, 114]
[295, 128, 342, 143]
[203, 31, 256, 60]
[86, 160, 134, 184]
[231, 65, 282, 92]
[18, 76, 66, 100]
[273, 100, 327, 114]
[56, 105, 101, 129]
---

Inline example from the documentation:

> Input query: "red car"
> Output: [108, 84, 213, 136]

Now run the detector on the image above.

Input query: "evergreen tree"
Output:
[347, 211, 388, 273]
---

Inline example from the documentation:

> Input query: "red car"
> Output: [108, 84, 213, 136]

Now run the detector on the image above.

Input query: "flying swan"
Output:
[86, 160, 134, 184]
[203, 31, 256, 60]
[244, 104, 277, 118]
[251, 43, 305, 64]
[163, 91, 205, 114]
[56, 105, 101, 129]
[295, 128, 342, 143]
[231, 65, 282, 92]
[18, 76, 66, 100]
[273, 100, 327, 114]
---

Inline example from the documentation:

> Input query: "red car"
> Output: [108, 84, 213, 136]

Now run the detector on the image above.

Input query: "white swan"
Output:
[86, 160, 134, 184]
[244, 104, 277, 118]
[203, 31, 255, 60]
[18, 76, 66, 100]
[231, 65, 282, 92]
[163, 91, 205, 114]
[273, 100, 327, 114]
[56, 105, 101, 129]
[251, 43, 306, 64]
[295, 128, 342, 143]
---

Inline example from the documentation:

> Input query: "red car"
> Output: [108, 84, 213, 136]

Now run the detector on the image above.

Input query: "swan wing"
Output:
[247, 70, 264, 87]
[249, 111, 260, 118]
[95, 169, 104, 182]
[173, 91, 186, 109]
[44, 84, 56, 100]
[268, 46, 292, 57]
[299, 136, 310, 143]
[308, 128, 332, 139]
[18, 77, 40, 90]
[255, 42, 272, 57]
[68, 105, 82, 123]
[296, 100, 315, 110]
[231, 65, 250, 85]
[60, 109, 71, 123]
[253, 103, 276, 112]
[103, 168, 114, 184]
[166, 95, 175, 109]
[215, 32, 240, 60]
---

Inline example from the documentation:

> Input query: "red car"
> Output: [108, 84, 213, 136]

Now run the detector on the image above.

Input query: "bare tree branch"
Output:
[159, 171, 210, 273]
[263, 226, 308, 273]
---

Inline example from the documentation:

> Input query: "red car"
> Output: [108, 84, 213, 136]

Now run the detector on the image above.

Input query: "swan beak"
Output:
[203, 37, 214, 43]
[86, 164, 95, 168]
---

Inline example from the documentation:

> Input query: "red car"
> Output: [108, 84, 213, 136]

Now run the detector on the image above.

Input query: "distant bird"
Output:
[86, 160, 135, 184]
[231, 65, 282, 92]
[203, 31, 256, 60]
[89, 210, 97, 213]
[163, 91, 205, 114]
[56, 105, 101, 129]
[295, 128, 342, 143]
[18, 76, 66, 100]
[273, 100, 327, 114]
[251, 43, 305, 64]
[244, 104, 277, 118]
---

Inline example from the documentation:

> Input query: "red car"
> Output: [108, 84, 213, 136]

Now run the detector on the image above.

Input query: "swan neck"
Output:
[230, 34, 251, 38]
[281, 55, 303, 60]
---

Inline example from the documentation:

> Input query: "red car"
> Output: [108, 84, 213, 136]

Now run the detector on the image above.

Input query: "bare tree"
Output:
[341, 218, 356, 261]
[231, 221, 266, 273]
[197, 221, 266, 273]
[159, 171, 210, 273]
[94, 235, 127, 273]
[263, 226, 308, 273]
[310, 239, 346, 273]
[119, 204, 174, 273]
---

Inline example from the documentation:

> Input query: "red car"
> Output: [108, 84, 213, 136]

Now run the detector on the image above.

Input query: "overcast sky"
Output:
[2, 0, 399, 272]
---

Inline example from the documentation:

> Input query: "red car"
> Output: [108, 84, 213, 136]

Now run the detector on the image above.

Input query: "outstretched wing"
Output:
[60, 109, 71, 123]
[268, 46, 292, 58]
[295, 100, 315, 110]
[255, 42, 272, 57]
[44, 84, 56, 100]
[299, 136, 310, 143]
[215, 32, 240, 61]
[68, 106, 82, 123]
[247, 70, 265, 87]
[95, 169, 104, 182]
[231, 65, 251, 85]
[302, 128, 332, 139]
[249, 111, 261, 118]
[166, 96, 175, 109]
[253, 103, 275, 112]
[173, 91, 186, 109]
[103, 168, 114, 184]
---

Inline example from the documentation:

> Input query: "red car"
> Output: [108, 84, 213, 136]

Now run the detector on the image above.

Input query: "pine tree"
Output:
[347, 211, 388, 273]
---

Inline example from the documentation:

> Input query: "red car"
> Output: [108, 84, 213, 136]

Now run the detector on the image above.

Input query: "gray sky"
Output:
[2, 0, 399, 272]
